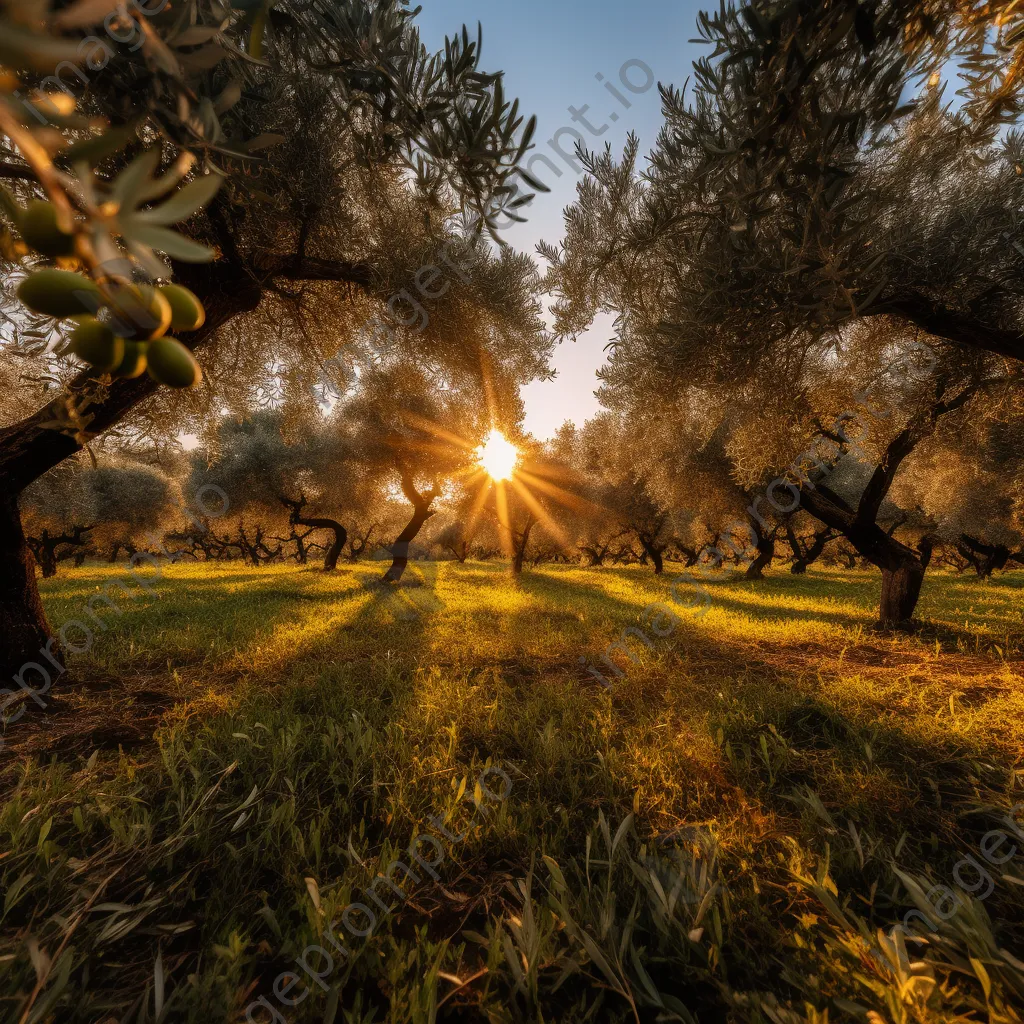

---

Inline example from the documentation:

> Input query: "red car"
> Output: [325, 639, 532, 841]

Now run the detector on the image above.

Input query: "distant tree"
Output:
[636, 411, 784, 581]
[20, 461, 94, 578]
[21, 459, 178, 575]
[26, 526, 94, 579]
[345, 522, 379, 563]
[783, 517, 841, 575]
[344, 366, 508, 583]
[554, 415, 683, 574]
[187, 411, 369, 571]
[505, 505, 537, 574]
[469, 519, 504, 562]
[436, 522, 472, 563]
[892, 414, 1024, 577]
[86, 463, 182, 564]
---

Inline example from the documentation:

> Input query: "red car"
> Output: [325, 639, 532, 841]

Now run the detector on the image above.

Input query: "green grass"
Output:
[2, 562, 1024, 1023]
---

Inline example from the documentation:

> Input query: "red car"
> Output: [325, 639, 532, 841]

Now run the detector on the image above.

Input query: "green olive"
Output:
[112, 340, 148, 379]
[20, 200, 75, 259]
[146, 337, 202, 388]
[17, 269, 101, 318]
[107, 284, 172, 340]
[68, 317, 124, 372]
[158, 283, 206, 331]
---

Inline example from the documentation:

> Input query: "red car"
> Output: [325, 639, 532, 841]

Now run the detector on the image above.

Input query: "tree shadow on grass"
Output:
[490, 573, 1019, 809]
[16, 564, 1024, 1023]
[699, 588, 874, 631]
[260, 561, 450, 679]
[15, 566, 451, 768]
[456, 580, 1023, 954]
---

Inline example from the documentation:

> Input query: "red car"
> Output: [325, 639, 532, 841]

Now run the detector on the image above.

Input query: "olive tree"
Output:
[19, 459, 94, 577]
[83, 461, 181, 563]
[186, 410, 377, 571]
[543, 0, 1024, 622]
[21, 457, 180, 574]
[344, 365, 499, 583]
[0, 0, 550, 676]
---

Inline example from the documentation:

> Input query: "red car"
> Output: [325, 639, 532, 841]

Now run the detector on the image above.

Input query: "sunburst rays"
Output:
[475, 429, 519, 481]
[388, 405, 605, 558]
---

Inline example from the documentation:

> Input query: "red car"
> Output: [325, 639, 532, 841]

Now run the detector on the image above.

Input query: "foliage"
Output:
[21, 455, 180, 561]
[0, 0, 551, 456]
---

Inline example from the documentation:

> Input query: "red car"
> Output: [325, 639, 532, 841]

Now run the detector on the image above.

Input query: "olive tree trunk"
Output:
[879, 561, 926, 627]
[383, 502, 434, 583]
[511, 517, 536, 575]
[637, 533, 665, 574]
[745, 528, 776, 580]
[0, 491, 53, 687]
[297, 518, 346, 571]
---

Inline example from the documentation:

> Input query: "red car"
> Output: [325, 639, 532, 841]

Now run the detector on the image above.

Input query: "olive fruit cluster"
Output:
[16, 268, 207, 390]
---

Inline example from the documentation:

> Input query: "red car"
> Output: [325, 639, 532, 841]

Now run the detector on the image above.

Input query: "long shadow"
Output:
[41, 567, 289, 591]
[29, 562, 1024, 1011]
[514, 567, 654, 607]
[39, 565, 389, 677]
[257, 561, 450, 682]
[514, 566, 880, 642]
[490, 580, 1021, 851]
[699, 590, 874, 631]
[24, 565, 451, 763]
[468, 580, 1020, 839]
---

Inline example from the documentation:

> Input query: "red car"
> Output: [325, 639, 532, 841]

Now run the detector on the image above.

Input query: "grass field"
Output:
[3, 562, 1024, 1023]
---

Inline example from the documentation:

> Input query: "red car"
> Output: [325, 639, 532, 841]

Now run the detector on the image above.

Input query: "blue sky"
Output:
[415, 0, 708, 439]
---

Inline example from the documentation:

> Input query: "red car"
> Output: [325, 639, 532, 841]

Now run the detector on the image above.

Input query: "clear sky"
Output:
[415, 0, 707, 439]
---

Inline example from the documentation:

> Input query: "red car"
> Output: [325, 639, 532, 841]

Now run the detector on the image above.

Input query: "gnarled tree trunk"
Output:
[280, 493, 347, 572]
[0, 492, 53, 687]
[29, 534, 59, 579]
[383, 500, 435, 583]
[382, 473, 438, 584]
[803, 485, 933, 627]
[745, 526, 776, 580]
[799, 382, 980, 626]
[314, 521, 347, 572]
[28, 525, 93, 579]
[789, 525, 837, 575]
[637, 533, 666, 574]
[958, 535, 1011, 578]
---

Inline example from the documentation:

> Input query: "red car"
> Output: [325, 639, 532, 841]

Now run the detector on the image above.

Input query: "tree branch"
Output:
[267, 256, 374, 287]
[873, 295, 1024, 362]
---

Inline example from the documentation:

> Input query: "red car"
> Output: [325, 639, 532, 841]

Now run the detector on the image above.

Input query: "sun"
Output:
[475, 428, 519, 481]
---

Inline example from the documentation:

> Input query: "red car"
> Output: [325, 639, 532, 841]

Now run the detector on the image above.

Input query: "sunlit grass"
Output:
[3, 562, 1023, 1022]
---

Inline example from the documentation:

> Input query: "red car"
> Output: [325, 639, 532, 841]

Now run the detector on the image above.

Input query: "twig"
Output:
[436, 967, 489, 1010]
